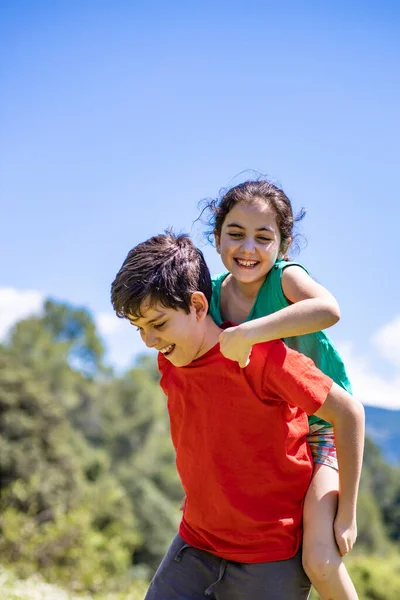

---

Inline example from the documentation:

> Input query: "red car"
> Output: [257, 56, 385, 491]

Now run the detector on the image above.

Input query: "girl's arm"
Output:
[314, 384, 365, 555]
[219, 266, 340, 366]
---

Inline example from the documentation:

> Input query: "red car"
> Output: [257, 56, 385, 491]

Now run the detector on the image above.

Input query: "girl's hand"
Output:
[333, 514, 357, 556]
[218, 325, 253, 368]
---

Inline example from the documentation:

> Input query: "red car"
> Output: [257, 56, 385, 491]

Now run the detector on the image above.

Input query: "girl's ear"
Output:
[279, 238, 292, 260]
[191, 292, 208, 321]
[214, 230, 221, 254]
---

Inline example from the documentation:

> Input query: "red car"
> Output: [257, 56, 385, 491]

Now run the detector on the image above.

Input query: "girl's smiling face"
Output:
[215, 199, 282, 287]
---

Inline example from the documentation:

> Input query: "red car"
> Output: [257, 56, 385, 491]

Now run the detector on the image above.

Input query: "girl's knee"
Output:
[302, 544, 342, 584]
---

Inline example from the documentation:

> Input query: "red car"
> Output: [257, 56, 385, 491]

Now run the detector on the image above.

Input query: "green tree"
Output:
[0, 328, 138, 592]
[359, 438, 400, 544]
[91, 359, 183, 571]
[0, 345, 86, 512]
[10, 299, 104, 376]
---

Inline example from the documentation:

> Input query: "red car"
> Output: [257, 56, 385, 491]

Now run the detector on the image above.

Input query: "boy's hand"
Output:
[333, 514, 357, 556]
[218, 325, 253, 368]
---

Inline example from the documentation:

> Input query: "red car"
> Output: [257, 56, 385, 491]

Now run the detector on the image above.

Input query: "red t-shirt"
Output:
[158, 335, 333, 563]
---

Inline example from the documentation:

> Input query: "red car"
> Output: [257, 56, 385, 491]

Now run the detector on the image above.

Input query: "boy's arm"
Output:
[219, 266, 340, 367]
[314, 383, 365, 555]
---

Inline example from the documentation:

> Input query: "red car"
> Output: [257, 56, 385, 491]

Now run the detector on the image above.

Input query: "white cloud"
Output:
[96, 311, 152, 371]
[372, 315, 400, 369]
[96, 312, 126, 336]
[0, 288, 44, 340]
[337, 336, 400, 410]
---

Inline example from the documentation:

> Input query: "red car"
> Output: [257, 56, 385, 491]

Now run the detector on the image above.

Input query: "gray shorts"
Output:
[144, 534, 311, 600]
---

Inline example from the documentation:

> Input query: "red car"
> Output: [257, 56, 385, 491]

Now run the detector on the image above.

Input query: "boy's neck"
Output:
[194, 316, 222, 360]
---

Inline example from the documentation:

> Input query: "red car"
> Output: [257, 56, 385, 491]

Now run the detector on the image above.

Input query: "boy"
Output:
[111, 232, 364, 600]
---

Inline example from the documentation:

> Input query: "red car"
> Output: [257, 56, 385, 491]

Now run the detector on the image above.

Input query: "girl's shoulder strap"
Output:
[210, 272, 229, 325]
[212, 271, 229, 285]
[258, 260, 310, 313]
[272, 259, 309, 276]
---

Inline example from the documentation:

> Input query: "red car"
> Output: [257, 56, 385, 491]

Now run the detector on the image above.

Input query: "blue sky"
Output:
[1, 1, 399, 407]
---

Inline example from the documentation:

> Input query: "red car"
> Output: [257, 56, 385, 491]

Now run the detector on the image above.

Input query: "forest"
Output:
[1, 299, 399, 599]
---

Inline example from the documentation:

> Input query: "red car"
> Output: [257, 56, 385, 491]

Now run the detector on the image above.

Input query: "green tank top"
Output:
[210, 260, 352, 427]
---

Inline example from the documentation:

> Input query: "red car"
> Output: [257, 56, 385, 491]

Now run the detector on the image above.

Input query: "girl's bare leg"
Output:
[302, 463, 358, 600]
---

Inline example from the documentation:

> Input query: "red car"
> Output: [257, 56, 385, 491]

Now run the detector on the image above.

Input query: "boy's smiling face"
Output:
[128, 293, 212, 367]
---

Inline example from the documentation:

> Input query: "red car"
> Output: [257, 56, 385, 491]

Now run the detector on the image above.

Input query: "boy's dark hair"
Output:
[111, 231, 212, 319]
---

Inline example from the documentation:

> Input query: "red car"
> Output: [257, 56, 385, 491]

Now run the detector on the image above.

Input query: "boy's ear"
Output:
[214, 230, 221, 254]
[191, 292, 209, 321]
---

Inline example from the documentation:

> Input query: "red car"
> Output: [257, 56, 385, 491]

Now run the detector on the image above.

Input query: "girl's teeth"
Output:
[237, 259, 257, 266]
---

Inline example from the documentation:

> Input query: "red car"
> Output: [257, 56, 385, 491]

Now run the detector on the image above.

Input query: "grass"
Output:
[0, 566, 147, 600]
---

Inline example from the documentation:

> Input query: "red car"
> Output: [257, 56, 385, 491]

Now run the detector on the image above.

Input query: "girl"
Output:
[202, 179, 360, 600]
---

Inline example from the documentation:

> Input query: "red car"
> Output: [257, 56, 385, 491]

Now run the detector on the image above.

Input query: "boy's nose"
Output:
[143, 331, 158, 348]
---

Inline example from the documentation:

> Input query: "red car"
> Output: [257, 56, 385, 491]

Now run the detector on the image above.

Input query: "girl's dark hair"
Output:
[200, 178, 306, 257]
[111, 231, 212, 319]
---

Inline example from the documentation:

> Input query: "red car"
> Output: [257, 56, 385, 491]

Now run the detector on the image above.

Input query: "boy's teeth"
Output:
[160, 344, 174, 354]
